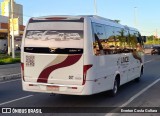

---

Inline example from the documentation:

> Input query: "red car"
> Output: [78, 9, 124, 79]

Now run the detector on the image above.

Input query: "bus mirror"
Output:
[142, 36, 146, 43]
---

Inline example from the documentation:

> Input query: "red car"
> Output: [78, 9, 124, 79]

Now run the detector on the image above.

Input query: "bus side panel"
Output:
[92, 55, 118, 94]
[82, 17, 95, 95]
[128, 52, 144, 81]
[86, 18, 119, 94]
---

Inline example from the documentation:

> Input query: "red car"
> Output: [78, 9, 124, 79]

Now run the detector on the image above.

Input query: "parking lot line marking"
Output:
[0, 95, 34, 106]
[0, 79, 21, 84]
[144, 59, 154, 64]
[106, 77, 160, 116]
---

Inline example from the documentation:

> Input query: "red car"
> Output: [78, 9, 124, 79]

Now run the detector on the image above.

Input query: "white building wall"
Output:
[0, 39, 7, 51]
[0, 15, 8, 23]
[0, 0, 23, 25]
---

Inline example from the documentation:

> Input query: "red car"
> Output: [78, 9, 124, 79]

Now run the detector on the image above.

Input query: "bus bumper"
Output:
[22, 81, 93, 95]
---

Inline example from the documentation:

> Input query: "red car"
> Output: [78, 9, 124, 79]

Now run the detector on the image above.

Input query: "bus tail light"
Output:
[21, 63, 25, 81]
[82, 65, 93, 85]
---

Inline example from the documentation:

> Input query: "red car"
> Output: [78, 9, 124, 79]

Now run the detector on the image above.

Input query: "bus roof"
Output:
[31, 15, 119, 23]
[30, 15, 139, 32]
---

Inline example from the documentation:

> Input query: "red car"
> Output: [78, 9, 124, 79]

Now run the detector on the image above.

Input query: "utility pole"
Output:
[11, 0, 15, 58]
[94, 0, 97, 15]
[7, 0, 11, 55]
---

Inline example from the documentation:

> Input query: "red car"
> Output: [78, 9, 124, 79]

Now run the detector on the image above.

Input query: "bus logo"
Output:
[121, 56, 129, 63]
[49, 48, 56, 53]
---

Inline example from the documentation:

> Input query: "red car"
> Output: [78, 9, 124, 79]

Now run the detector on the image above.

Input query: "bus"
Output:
[21, 15, 145, 96]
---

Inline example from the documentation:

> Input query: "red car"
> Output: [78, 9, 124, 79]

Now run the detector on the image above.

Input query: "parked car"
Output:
[151, 46, 160, 55]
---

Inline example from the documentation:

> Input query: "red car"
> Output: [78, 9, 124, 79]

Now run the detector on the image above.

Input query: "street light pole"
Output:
[7, 0, 11, 55]
[94, 0, 97, 15]
[11, 0, 15, 58]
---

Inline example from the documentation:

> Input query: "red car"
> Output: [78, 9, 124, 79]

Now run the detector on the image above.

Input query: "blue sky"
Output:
[1, 0, 160, 36]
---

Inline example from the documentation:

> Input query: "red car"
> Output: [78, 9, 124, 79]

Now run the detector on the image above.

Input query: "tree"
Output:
[114, 20, 120, 23]
[147, 35, 154, 41]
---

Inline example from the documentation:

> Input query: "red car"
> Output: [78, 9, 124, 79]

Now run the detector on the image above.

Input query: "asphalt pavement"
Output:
[0, 55, 160, 116]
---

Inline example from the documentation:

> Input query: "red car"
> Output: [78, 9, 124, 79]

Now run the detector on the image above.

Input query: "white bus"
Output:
[21, 15, 144, 96]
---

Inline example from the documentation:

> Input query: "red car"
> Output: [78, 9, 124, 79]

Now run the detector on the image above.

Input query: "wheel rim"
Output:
[113, 80, 118, 94]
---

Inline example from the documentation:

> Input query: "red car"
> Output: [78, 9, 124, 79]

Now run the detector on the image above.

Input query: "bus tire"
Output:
[109, 77, 119, 97]
[135, 68, 143, 82]
[135, 73, 141, 82]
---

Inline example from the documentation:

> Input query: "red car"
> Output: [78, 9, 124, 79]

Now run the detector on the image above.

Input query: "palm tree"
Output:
[118, 29, 126, 48]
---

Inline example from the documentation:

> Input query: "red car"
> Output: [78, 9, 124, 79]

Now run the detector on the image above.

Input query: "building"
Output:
[1, 0, 23, 25]
[0, 15, 25, 52]
[0, 0, 24, 52]
[0, 15, 8, 39]
[0, 15, 8, 51]
[0, 15, 24, 35]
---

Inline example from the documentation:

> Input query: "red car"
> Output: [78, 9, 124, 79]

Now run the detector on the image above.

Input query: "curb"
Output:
[0, 73, 21, 82]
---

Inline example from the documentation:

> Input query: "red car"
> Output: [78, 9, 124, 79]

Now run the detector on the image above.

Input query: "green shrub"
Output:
[0, 54, 20, 65]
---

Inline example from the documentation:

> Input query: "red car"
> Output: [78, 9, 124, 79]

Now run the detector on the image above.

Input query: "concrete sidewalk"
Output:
[0, 73, 21, 81]
[0, 63, 21, 81]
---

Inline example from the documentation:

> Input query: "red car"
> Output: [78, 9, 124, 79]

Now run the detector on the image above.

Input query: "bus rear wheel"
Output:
[109, 78, 119, 97]
[135, 68, 143, 82]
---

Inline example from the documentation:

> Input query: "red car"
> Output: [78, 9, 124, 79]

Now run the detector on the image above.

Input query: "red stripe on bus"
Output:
[21, 63, 25, 81]
[82, 65, 93, 85]
[37, 55, 82, 83]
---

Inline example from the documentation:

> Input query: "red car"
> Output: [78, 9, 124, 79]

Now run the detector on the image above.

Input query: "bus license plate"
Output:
[47, 86, 59, 91]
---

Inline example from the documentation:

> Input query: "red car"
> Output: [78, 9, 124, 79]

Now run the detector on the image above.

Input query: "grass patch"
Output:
[145, 40, 160, 45]
[0, 53, 20, 65]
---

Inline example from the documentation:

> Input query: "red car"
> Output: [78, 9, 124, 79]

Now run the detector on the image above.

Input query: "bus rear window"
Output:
[25, 19, 84, 49]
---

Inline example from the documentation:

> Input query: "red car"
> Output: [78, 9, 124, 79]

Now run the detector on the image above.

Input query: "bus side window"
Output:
[127, 31, 138, 52]
[104, 25, 115, 55]
[92, 23, 106, 56]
